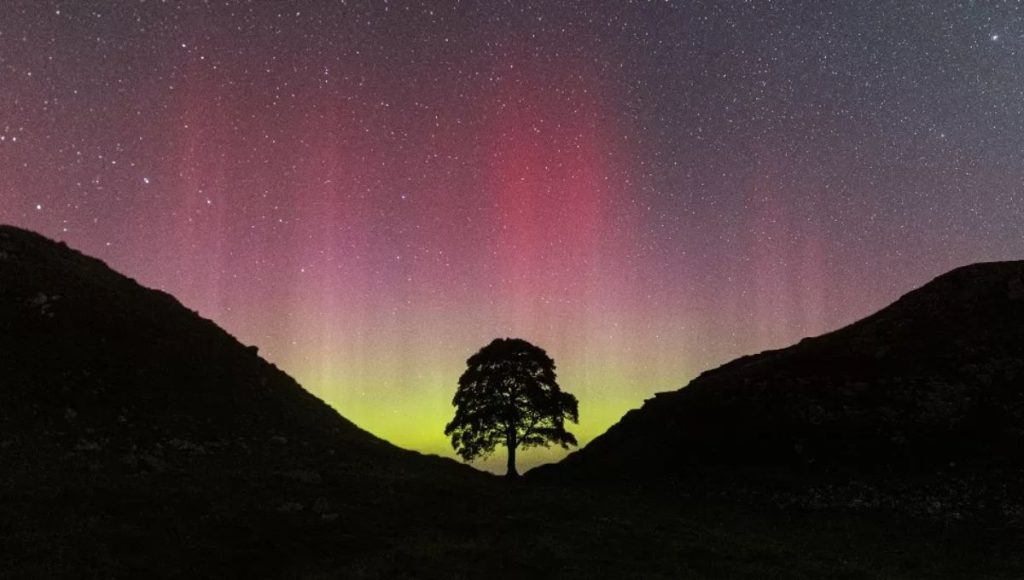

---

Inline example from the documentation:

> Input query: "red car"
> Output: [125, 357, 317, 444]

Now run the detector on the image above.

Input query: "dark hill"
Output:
[2, 226, 1022, 578]
[0, 224, 468, 480]
[535, 261, 1024, 479]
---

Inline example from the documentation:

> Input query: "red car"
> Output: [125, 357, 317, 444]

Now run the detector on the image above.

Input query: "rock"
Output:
[277, 502, 304, 514]
[139, 454, 170, 473]
[312, 497, 330, 514]
[167, 438, 206, 454]
[26, 292, 57, 317]
[64, 408, 77, 421]
[75, 439, 100, 451]
[283, 469, 322, 485]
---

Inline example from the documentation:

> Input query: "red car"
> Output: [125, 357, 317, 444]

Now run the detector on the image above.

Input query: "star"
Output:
[1, 0, 1022, 472]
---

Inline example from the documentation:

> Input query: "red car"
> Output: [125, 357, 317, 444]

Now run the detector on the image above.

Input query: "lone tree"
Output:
[445, 338, 579, 478]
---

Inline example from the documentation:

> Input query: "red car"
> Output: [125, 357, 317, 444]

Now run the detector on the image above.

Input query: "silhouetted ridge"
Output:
[0, 225, 464, 478]
[534, 260, 1024, 479]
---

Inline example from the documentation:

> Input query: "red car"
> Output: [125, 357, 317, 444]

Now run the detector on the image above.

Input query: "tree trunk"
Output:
[506, 431, 518, 479]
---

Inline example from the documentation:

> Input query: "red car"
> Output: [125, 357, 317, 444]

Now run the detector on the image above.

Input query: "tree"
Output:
[445, 338, 579, 478]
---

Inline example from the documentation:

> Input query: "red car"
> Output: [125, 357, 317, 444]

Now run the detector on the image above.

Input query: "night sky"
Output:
[2, 1, 1022, 472]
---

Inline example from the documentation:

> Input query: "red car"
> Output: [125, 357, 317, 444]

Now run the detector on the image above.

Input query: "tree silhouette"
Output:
[445, 338, 579, 478]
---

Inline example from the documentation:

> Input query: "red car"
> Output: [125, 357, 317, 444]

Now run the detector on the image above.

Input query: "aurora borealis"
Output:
[2, 1, 1023, 472]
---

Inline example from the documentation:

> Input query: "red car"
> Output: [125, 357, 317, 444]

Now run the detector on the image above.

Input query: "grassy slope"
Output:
[2, 471, 1021, 579]
[542, 260, 1024, 479]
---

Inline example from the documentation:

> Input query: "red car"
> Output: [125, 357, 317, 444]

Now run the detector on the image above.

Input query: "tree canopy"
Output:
[445, 338, 579, 477]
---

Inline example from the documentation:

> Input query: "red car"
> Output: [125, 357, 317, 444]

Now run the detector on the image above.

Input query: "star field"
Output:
[2, 1, 1023, 472]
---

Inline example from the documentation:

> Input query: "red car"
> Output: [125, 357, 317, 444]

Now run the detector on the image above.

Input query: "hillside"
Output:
[1, 225, 1022, 578]
[536, 261, 1024, 479]
[0, 224, 476, 483]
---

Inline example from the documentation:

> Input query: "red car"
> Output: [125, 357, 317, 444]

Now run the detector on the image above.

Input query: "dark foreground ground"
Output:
[1, 460, 1022, 580]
